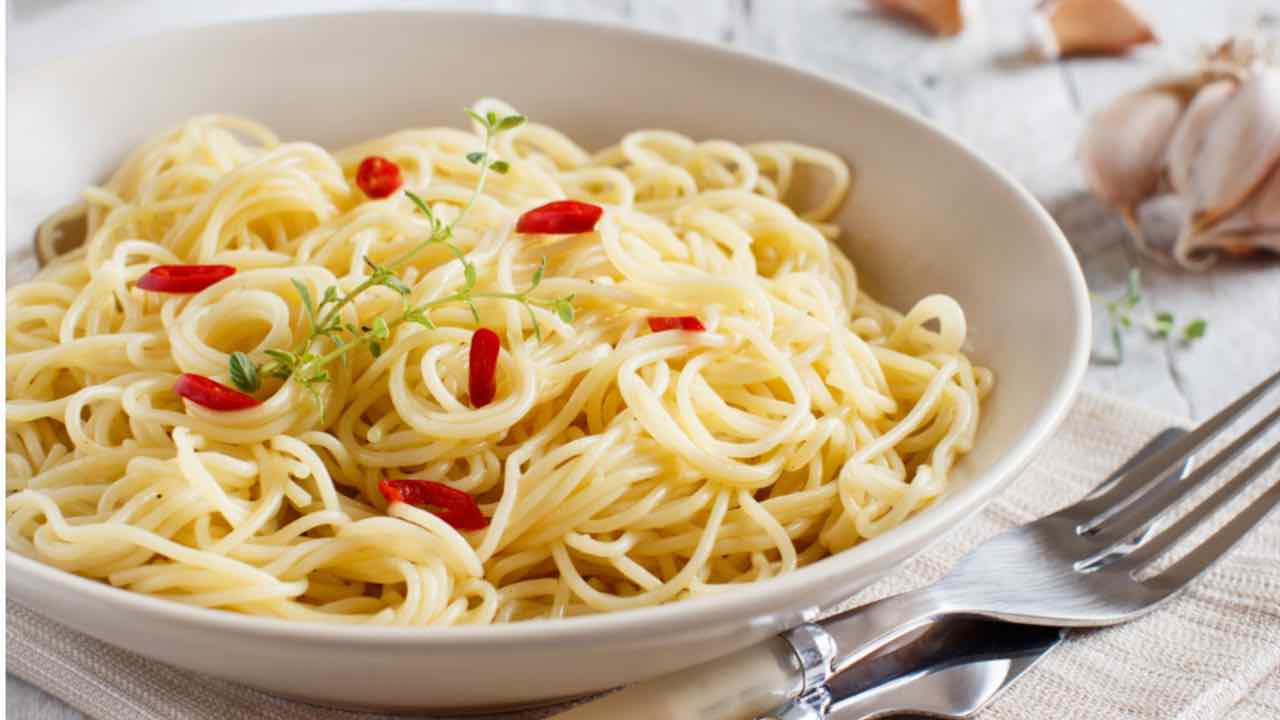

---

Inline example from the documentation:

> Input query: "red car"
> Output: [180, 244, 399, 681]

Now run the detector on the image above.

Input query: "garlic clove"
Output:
[1032, 0, 1156, 59]
[1080, 87, 1185, 211]
[1245, 148, 1280, 228]
[1179, 154, 1280, 265]
[1187, 68, 1280, 230]
[1080, 87, 1185, 259]
[1165, 79, 1237, 196]
[873, 0, 966, 37]
[1205, 141, 1280, 235]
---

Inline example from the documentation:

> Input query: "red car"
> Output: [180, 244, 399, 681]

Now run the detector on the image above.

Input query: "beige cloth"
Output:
[7, 390, 1280, 719]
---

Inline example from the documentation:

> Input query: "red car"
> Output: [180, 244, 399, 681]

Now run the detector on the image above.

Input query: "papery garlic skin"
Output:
[1031, 0, 1156, 60]
[874, 0, 968, 37]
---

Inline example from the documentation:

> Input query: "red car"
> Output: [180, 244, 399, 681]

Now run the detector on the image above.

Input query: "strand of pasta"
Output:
[6, 101, 987, 624]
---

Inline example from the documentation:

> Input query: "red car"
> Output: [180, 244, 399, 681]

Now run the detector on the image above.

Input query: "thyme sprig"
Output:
[228, 109, 576, 409]
[1092, 268, 1207, 365]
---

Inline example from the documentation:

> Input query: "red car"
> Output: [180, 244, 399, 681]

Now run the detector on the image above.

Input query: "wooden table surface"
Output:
[7, 0, 1280, 717]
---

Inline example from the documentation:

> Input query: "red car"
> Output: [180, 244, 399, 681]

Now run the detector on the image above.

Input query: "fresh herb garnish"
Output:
[227, 108, 576, 411]
[228, 351, 260, 393]
[1092, 268, 1207, 364]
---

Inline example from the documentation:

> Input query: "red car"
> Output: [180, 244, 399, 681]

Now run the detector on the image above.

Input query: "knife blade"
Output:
[823, 618, 1065, 719]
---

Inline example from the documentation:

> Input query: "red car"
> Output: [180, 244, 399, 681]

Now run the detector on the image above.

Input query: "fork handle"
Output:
[754, 588, 956, 720]
[557, 588, 952, 720]
[553, 635, 805, 719]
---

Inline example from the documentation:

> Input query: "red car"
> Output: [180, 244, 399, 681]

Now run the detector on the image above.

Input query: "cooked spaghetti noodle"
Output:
[6, 99, 990, 624]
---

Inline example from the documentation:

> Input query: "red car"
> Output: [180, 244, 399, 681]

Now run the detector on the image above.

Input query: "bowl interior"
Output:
[7, 11, 1087, 508]
[4, 11, 1088, 705]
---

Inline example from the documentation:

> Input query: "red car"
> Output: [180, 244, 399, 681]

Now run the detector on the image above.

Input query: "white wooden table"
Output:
[7, 0, 1280, 717]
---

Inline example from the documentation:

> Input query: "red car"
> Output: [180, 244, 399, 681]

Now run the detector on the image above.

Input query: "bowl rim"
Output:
[6, 8, 1091, 647]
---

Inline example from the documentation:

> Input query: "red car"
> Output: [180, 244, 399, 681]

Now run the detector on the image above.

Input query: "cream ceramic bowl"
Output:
[6, 11, 1090, 712]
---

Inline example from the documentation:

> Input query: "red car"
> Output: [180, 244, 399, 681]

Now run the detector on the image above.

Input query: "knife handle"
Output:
[554, 635, 805, 720]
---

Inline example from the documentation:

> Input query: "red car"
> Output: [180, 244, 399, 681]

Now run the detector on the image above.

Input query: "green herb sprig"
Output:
[1092, 268, 1207, 364]
[228, 109, 575, 410]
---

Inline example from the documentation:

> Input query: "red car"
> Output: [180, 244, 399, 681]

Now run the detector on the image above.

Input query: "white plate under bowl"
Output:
[5, 11, 1090, 712]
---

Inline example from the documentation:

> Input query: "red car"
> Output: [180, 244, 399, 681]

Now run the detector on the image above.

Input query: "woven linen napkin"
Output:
[8, 390, 1280, 720]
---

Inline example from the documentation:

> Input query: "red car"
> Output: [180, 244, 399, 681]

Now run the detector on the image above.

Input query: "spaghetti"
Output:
[6, 99, 990, 624]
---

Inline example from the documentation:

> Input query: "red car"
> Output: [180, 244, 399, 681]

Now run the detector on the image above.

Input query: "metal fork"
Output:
[766, 367, 1280, 719]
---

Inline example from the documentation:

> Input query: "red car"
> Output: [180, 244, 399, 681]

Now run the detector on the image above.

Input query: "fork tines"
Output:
[1074, 368, 1280, 581]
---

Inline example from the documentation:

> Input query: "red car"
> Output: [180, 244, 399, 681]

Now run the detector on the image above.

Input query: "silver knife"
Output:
[777, 618, 1065, 719]
[558, 427, 1188, 720]
[556, 617, 1063, 720]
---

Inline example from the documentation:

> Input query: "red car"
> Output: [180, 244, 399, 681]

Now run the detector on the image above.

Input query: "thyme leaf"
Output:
[1092, 268, 1207, 365]
[231, 108, 571, 412]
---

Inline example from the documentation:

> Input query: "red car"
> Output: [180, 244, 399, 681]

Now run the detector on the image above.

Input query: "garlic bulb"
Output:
[1080, 37, 1280, 268]
[1030, 0, 1156, 60]
[873, 0, 968, 37]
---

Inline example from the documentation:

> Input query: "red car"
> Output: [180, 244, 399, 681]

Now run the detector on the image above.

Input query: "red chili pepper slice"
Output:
[136, 265, 236, 294]
[379, 478, 489, 530]
[469, 327, 500, 408]
[173, 373, 262, 411]
[356, 156, 403, 199]
[515, 200, 603, 234]
[648, 316, 707, 332]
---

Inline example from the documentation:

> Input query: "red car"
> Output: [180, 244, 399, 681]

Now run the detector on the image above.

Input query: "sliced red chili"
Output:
[174, 373, 261, 411]
[515, 200, 603, 234]
[356, 156, 403, 199]
[648, 316, 706, 332]
[136, 265, 236, 294]
[469, 327, 500, 408]
[379, 478, 489, 530]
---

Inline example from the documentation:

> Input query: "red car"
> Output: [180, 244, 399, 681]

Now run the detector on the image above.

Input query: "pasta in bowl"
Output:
[8, 100, 988, 624]
[5, 11, 1088, 710]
